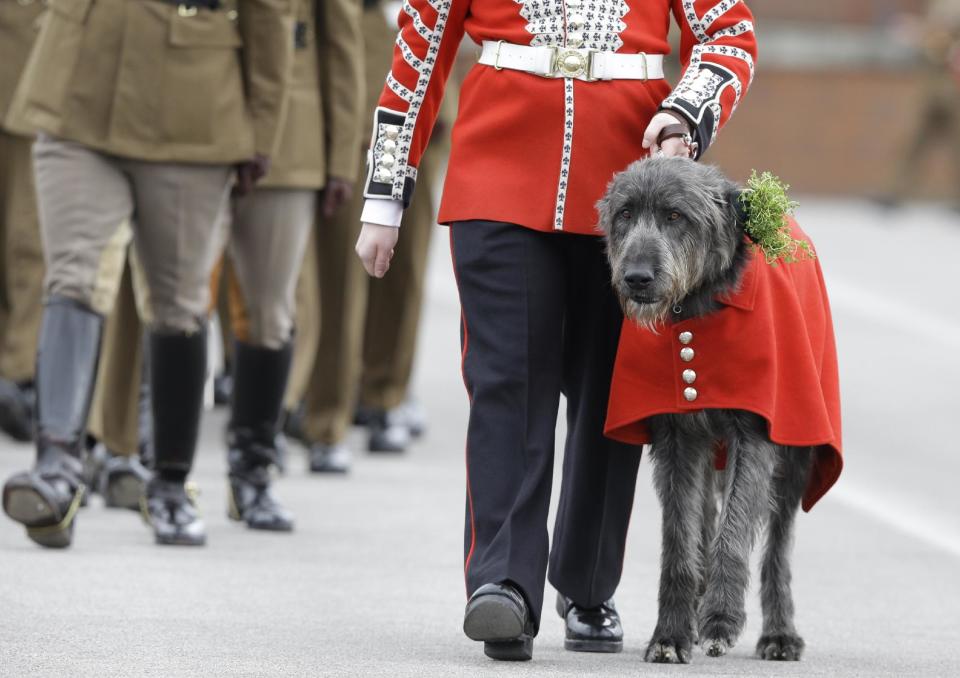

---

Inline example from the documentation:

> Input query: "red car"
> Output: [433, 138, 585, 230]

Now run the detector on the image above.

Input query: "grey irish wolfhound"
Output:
[598, 158, 813, 663]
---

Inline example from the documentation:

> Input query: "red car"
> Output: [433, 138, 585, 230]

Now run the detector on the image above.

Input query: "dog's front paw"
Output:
[702, 637, 730, 657]
[644, 636, 693, 664]
[698, 611, 742, 657]
[756, 633, 805, 661]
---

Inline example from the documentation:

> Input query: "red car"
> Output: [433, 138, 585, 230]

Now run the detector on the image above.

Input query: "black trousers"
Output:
[451, 220, 642, 630]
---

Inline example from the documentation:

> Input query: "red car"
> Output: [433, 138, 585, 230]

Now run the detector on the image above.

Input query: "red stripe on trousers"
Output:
[448, 230, 476, 591]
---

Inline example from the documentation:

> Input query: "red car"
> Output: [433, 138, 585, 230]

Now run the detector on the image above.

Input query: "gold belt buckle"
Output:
[554, 49, 592, 80]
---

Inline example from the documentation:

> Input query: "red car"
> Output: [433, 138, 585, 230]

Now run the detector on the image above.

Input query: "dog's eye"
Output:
[667, 211, 682, 222]
[619, 208, 632, 221]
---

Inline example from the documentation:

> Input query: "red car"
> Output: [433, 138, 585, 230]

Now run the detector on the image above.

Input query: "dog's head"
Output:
[597, 157, 745, 328]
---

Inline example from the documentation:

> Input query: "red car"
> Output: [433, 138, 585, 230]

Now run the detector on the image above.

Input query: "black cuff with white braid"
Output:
[660, 62, 737, 159]
[365, 107, 416, 208]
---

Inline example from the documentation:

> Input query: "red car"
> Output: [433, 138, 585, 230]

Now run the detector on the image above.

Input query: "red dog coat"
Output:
[604, 219, 842, 511]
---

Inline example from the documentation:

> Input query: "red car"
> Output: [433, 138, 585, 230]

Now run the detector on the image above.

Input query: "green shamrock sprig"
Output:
[739, 170, 814, 265]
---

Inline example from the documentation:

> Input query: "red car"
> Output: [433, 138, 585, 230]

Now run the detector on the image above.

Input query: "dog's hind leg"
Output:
[699, 413, 775, 657]
[644, 418, 712, 664]
[756, 445, 813, 661]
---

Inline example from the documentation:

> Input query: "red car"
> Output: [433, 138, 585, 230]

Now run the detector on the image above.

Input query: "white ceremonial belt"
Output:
[478, 40, 665, 82]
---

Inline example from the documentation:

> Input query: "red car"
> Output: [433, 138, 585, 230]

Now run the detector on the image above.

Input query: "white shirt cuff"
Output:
[361, 198, 404, 228]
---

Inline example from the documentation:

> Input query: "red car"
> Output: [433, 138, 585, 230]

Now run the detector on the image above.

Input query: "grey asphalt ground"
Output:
[1, 199, 959, 677]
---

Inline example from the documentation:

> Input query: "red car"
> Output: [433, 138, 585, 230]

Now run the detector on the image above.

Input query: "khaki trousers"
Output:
[226, 188, 316, 349]
[88, 188, 315, 454]
[0, 131, 44, 383]
[33, 135, 231, 331]
[288, 147, 438, 444]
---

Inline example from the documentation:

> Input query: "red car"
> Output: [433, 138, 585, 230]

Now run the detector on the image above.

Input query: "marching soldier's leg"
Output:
[283, 227, 320, 421]
[453, 221, 567, 645]
[86, 246, 152, 510]
[127, 159, 232, 547]
[358, 147, 436, 452]
[226, 187, 315, 531]
[0, 130, 44, 442]
[2, 135, 136, 548]
[547, 236, 642, 652]
[301, 178, 368, 473]
[213, 255, 238, 407]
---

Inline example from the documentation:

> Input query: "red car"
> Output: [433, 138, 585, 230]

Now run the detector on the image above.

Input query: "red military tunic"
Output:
[361, 0, 758, 233]
[604, 220, 843, 512]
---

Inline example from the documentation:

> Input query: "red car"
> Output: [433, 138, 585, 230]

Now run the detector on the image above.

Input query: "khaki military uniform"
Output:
[0, 0, 46, 384]
[88, 0, 364, 455]
[287, 1, 451, 443]
[8, 0, 293, 327]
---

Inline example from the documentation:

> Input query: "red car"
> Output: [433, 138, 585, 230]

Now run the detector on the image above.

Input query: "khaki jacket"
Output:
[7, 0, 294, 164]
[0, 0, 46, 134]
[262, 0, 362, 189]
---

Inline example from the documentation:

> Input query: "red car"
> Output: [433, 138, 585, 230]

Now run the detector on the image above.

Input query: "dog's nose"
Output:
[624, 267, 655, 290]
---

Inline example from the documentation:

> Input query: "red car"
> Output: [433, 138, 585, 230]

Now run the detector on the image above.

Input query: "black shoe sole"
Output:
[3, 483, 82, 548]
[564, 638, 623, 653]
[463, 593, 525, 642]
[103, 472, 145, 511]
[155, 533, 206, 546]
[484, 637, 533, 661]
[309, 463, 350, 474]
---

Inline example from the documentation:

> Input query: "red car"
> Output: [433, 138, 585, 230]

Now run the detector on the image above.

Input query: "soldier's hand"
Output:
[642, 112, 694, 159]
[234, 154, 271, 196]
[322, 177, 354, 218]
[356, 223, 399, 278]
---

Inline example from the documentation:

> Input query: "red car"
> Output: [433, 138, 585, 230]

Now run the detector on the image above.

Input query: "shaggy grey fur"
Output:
[598, 158, 815, 663]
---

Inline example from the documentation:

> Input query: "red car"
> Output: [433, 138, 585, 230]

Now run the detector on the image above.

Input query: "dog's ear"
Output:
[714, 184, 749, 230]
[595, 177, 620, 235]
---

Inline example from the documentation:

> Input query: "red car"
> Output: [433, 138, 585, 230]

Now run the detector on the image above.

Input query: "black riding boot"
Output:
[142, 328, 207, 546]
[227, 341, 294, 532]
[2, 298, 102, 548]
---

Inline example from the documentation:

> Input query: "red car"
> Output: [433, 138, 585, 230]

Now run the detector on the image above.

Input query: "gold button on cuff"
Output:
[384, 126, 400, 141]
[678, 331, 693, 345]
[680, 347, 695, 362]
[684, 387, 698, 402]
[379, 153, 396, 168]
[682, 369, 696, 384]
[382, 139, 397, 154]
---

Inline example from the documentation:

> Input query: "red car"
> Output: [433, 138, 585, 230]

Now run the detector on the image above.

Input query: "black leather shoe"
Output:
[100, 453, 152, 511]
[141, 477, 206, 546]
[556, 593, 623, 653]
[464, 583, 535, 661]
[3, 447, 85, 548]
[309, 443, 351, 473]
[0, 378, 35, 442]
[227, 435, 293, 531]
[367, 408, 410, 453]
